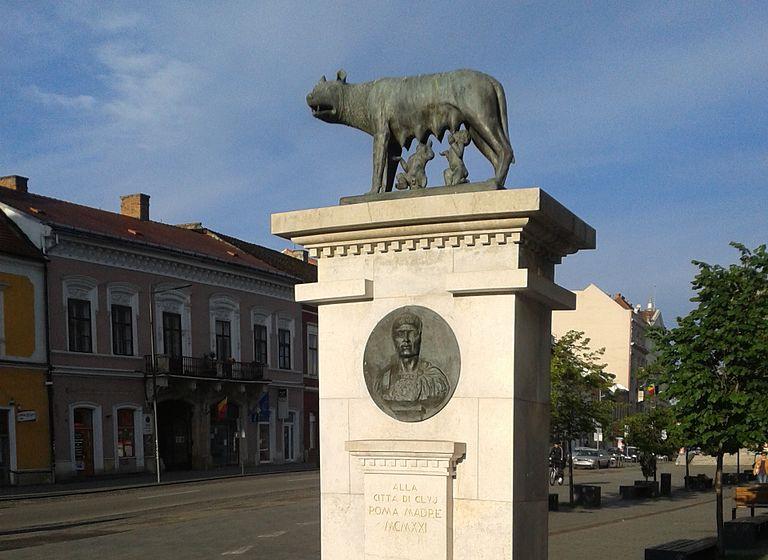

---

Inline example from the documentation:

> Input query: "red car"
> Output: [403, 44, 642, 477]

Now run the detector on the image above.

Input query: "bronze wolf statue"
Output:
[307, 69, 514, 194]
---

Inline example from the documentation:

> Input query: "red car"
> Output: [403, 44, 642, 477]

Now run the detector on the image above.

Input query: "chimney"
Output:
[0, 175, 29, 193]
[120, 193, 150, 221]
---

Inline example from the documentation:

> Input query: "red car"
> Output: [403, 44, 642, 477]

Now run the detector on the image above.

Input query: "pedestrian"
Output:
[675, 447, 686, 466]
[753, 451, 768, 484]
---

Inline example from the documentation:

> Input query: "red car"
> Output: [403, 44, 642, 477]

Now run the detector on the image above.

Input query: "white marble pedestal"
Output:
[272, 188, 595, 560]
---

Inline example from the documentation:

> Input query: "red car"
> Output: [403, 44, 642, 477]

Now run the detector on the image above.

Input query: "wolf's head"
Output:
[306, 69, 347, 123]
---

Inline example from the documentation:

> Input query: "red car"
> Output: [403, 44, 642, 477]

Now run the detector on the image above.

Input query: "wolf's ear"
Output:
[320, 75, 326, 82]
[336, 69, 347, 83]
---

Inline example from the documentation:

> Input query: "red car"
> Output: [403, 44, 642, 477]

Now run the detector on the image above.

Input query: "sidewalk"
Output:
[0, 462, 318, 501]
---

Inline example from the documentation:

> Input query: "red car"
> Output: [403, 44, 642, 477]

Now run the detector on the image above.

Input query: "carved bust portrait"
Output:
[364, 306, 460, 422]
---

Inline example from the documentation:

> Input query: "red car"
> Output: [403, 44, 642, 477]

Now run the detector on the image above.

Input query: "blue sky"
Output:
[1, 2, 766, 323]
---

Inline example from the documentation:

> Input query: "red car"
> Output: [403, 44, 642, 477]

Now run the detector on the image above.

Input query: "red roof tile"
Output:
[0, 188, 287, 277]
[0, 210, 44, 261]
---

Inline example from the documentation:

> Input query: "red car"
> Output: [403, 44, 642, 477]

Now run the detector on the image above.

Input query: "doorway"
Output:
[73, 407, 95, 476]
[158, 400, 193, 470]
[210, 401, 240, 466]
[0, 409, 12, 485]
[283, 411, 295, 462]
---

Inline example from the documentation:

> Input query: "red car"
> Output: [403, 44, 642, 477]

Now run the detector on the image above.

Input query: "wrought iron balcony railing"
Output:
[145, 354, 264, 381]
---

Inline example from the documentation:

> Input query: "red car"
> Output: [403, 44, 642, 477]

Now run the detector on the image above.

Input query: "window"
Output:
[163, 312, 183, 357]
[309, 412, 317, 450]
[278, 328, 291, 370]
[209, 295, 240, 361]
[0, 283, 6, 356]
[116, 409, 135, 458]
[155, 288, 191, 357]
[68, 299, 92, 352]
[108, 284, 138, 357]
[254, 324, 268, 365]
[216, 320, 232, 361]
[111, 304, 133, 355]
[258, 420, 271, 463]
[306, 325, 318, 377]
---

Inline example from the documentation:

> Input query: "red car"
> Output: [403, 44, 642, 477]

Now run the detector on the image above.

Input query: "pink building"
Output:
[0, 176, 316, 479]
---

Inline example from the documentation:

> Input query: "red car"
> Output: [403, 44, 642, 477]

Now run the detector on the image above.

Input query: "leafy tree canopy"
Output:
[624, 406, 679, 479]
[649, 243, 768, 455]
[550, 330, 615, 443]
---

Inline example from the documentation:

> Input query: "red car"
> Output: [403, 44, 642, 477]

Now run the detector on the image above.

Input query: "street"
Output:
[1, 464, 765, 560]
[0, 472, 320, 560]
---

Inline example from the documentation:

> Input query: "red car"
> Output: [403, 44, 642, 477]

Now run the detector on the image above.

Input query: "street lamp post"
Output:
[148, 284, 191, 484]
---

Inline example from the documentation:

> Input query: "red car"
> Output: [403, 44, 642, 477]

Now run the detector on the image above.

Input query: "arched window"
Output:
[107, 283, 139, 356]
[209, 294, 240, 361]
[252, 308, 272, 366]
[63, 276, 98, 353]
[155, 288, 191, 357]
[277, 315, 296, 370]
[112, 404, 144, 469]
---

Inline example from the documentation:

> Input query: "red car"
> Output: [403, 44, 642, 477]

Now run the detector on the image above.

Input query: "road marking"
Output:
[137, 489, 201, 500]
[257, 530, 287, 538]
[222, 545, 253, 555]
[296, 520, 319, 526]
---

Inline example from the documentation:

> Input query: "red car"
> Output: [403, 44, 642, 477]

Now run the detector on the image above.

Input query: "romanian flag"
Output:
[646, 385, 656, 396]
[216, 397, 228, 421]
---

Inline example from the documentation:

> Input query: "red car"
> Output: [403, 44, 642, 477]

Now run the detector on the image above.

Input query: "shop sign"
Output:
[278, 389, 289, 420]
[142, 414, 154, 435]
[16, 410, 37, 422]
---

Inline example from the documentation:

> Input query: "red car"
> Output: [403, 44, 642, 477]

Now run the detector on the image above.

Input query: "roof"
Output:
[0, 187, 291, 279]
[0, 210, 44, 261]
[208, 230, 317, 283]
[612, 293, 633, 310]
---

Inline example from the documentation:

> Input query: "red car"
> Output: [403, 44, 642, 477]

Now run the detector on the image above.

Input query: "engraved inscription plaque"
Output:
[364, 306, 460, 422]
[347, 439, 465, 560]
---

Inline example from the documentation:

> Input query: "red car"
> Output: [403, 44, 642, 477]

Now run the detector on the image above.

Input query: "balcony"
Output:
[145, 354, 264, 381]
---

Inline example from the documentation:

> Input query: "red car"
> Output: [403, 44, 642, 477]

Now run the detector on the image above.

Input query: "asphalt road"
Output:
[1, 463, 764, 560]
[0, 472, 320, 560]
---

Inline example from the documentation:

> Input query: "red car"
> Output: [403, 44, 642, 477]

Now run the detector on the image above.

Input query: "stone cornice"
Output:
[272, 188, 595, 264]
[49, 238, 295, 301]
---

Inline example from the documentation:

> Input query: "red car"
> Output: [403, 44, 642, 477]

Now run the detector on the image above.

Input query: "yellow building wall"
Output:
[0, 272, 36, 358]
[0, 368, 51, 470]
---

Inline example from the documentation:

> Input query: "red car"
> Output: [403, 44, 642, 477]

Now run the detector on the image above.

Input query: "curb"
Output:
[0, 465, 318, 502]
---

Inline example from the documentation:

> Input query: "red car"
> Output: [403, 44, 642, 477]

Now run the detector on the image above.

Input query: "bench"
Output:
[573, 484, 601, 507]
[722, 472, 740, 486]
[635, 480, 660, 497]
[723, 514, 768, 548]
[732, 484, 768, 519]
[686, 474, 713, 491]
[621, 484, 653, 499]
[548, 493, 558, 511]
[644, 537, 718, 560]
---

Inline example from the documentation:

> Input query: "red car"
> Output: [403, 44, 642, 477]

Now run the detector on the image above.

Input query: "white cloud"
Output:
[96, 43, 203, 149]
[26, 85, 96, 110]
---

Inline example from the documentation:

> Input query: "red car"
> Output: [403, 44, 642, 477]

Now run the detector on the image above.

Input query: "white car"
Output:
[572, 448, 611, 469]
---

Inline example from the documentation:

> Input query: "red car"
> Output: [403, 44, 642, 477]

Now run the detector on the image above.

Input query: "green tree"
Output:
[624, 407, 678, 481]
[550, 330, 615, 505]
[650, 243, 768, 553]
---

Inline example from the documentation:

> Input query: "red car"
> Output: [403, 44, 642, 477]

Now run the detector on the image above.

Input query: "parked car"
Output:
[606, 447, 624, 467]
[624, 445, 639, 462]
[572, 448, 611, 469]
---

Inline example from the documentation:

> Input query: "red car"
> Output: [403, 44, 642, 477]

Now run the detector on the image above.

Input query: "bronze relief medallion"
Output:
[363, 306, 460, 422]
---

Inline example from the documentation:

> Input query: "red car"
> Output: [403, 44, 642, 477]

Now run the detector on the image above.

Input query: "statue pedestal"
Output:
[346, 440, 465, 560]
[272, 188, 595, 560]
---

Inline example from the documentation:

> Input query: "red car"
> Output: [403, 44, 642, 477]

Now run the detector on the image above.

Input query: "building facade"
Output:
[552, 283, 664, 405]
[1, 175, 316, 480]
[0, 200, 52, 485]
